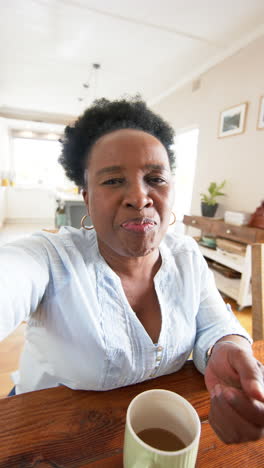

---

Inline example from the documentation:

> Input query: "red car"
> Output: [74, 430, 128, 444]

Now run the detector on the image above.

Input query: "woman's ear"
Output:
[82, 189, 90, 214]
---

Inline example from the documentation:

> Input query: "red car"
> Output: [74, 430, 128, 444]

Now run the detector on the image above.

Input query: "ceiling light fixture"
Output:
[77, 63, 101, 105]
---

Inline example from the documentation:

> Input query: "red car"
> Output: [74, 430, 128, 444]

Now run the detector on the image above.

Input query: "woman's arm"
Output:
[192, 255, 252, 374]
[0, 237, 49, 341]
[204, 337, 264, 443]
[190, 246, 264, 443]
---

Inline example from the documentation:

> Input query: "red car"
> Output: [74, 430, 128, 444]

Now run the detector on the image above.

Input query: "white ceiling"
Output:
[0, 0, 264, 122]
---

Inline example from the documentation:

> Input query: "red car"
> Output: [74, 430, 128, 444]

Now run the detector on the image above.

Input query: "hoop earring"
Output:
[81, 215, 94, 230]
[169, 211, 176, 226]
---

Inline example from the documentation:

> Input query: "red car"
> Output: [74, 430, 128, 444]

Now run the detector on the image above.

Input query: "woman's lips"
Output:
[121, 218, 156, 233]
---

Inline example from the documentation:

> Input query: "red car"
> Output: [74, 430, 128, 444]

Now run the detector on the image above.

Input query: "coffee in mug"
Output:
[137, 427, 186, 451]
[123, 389, 201, 468]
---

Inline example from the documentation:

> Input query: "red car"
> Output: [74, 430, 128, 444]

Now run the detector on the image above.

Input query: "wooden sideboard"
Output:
[183, 215, 264, 309]
[183, 215, 264, 243]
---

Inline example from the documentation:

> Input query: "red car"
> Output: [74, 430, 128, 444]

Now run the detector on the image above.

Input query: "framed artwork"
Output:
[218, 102, 248, 138]
[257, 96, 264, 130]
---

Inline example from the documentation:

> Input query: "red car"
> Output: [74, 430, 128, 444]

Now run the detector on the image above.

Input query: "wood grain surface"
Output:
[252, 243, 264, 340]
[0, 341, 263, 467]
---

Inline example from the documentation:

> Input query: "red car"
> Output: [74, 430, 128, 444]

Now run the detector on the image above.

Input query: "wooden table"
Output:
[0, 342, 264, 468]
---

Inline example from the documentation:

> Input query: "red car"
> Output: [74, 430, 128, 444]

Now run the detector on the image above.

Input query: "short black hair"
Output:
[59, 96, 175, 188]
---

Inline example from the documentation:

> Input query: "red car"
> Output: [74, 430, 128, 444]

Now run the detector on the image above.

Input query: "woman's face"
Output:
[83, 129, 174, 258]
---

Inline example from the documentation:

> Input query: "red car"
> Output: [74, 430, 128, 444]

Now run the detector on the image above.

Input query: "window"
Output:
[172, 128, 199, 220]
[12, 137, 75, 190]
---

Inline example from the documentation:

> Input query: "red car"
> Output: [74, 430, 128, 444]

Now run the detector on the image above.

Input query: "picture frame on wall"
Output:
[218, 102, 248, 138]
[257, 96, 264, 130]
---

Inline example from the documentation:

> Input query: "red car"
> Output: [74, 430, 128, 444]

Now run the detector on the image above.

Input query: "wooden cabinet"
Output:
[212, 222, 257, 244]
[184, 215, 264, 243]
[183, 215, 264, 309]
[183, 215, 214, 234]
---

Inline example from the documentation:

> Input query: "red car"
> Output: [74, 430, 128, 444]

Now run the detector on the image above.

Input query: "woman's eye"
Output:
[147, 177, 166, 185]
[102, 178, 124, 185]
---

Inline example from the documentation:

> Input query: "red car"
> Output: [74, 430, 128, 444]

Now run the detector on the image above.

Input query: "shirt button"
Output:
[157, 346, 163, 352]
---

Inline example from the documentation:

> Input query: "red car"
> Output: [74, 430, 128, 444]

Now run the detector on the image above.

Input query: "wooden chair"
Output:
[251, 243, 264, 340]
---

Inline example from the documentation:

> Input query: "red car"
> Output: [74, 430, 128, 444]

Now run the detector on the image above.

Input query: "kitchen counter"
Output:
[56, 191, 88, 228]
[56, 191, 83, 202]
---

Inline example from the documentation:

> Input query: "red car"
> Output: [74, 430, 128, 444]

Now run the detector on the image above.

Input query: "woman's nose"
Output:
[123, 183, 153, 210]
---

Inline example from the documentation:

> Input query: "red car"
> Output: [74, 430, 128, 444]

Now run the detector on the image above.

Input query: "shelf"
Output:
[210, 269, 252, 307]
[199, 245, 245, 273]
[184, 216, 254, 309]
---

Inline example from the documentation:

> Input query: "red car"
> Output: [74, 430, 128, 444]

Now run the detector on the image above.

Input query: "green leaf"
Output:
[214, 191, 225, 196]
[218, 180, 226, 190]
[200, 180, 226, 203]
[208, 183, 216, 194]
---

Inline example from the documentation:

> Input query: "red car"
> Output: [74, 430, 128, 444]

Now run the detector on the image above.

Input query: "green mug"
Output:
[123, 389, 201, 468]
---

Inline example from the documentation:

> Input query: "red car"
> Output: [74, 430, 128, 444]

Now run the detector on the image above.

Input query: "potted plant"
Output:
[200, 180, 226, 217]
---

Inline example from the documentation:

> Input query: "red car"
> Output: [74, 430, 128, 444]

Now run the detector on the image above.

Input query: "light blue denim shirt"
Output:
[0, 226, 251, 394]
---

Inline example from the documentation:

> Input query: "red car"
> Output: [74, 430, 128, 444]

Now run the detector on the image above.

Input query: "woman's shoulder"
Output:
[1, 226, 97, 260]
[35, 226, 97, 255]
[163, 229, 201, 256]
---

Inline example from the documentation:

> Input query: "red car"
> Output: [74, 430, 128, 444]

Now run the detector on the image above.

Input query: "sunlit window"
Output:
[172, 128, 199, 220]
[12, 137, 75, 190]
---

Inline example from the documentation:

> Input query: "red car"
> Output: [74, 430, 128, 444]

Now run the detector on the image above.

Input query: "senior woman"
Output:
[0, 97, 263, 444]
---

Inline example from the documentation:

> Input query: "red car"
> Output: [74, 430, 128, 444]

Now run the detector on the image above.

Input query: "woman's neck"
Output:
[98, 243, 161, 280]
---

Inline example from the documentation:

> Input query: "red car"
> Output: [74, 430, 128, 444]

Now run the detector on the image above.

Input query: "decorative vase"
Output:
[201, 202, 218, 217]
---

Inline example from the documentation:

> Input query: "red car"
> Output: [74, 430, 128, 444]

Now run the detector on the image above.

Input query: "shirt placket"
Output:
[149, 344, 164, 378]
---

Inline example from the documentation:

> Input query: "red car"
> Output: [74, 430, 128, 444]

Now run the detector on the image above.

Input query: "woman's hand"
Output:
[204, 339, 264, 443]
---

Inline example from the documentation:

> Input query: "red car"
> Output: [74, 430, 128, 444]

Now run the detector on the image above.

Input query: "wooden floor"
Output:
[230, 301, 252, 336]
[0, 298, 252, 399]
[0, 323, 27, 398]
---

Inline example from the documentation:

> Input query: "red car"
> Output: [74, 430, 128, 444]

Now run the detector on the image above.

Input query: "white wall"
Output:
[152, 35, 264, 217]
[0, 188, 7, 227]
[0, 117, 11, 175]
[0, 119, 10, 225]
